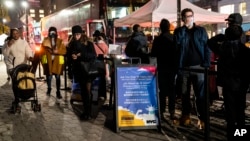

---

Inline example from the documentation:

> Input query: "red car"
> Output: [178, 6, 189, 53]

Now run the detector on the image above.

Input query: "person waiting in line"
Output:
[151, 19, 178, 124]
[125, 24, 149, 64]
[66, 34, 73, 80]
[2, 28, 34, 106]
[69, 25, 97, 120]
[93, 30, 109, 100]
[2, 36, 13, 81]
[208, 13, 250, 140]
[174, 8, 211, 129]
[40, 27, 66, 102]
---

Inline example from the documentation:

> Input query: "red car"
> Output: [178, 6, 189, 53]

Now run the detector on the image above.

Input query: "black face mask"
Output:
[50, 33, 57, 38]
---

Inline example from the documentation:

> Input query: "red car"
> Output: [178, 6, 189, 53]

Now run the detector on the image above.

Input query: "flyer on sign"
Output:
[116, 66, 159, 127]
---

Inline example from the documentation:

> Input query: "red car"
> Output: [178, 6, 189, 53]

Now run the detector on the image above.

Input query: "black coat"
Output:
[68, 40, 96, 82]
[151, 32, 176, 72]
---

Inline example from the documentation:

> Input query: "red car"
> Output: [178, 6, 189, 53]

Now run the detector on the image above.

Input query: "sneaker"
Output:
[179, 115, 191, 126]
[56, 91, 62, 99]
[56, 98, 62, 104]
[197, 120, 204, 130]
[46, 88, 51, 96]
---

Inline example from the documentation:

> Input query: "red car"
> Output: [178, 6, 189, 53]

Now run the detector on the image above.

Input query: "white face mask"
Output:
[185, 17, 194, 28]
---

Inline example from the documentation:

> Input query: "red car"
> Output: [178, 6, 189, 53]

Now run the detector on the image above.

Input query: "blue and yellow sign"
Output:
[115, 65, 159, 130]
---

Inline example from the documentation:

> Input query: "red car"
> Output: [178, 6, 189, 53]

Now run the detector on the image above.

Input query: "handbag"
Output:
[80, 59, 105, 77]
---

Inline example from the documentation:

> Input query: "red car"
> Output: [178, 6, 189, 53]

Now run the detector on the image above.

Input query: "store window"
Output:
[39, 9, 44, 14]
[239, 2, 247, 15]
[220, 4, 234, 14]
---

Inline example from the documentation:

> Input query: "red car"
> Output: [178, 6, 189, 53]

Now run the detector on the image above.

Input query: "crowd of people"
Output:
[124, 9, 249, 140]
[2, 25, 109, 120]
[2, 7, 250, 140]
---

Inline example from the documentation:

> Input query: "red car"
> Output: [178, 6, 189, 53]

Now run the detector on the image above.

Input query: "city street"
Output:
[0, 60, 249, 141]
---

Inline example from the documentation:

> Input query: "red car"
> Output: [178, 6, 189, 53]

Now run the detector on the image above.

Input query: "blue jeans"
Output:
[178, 65, 205, 120]
[46, 74, 61, 91]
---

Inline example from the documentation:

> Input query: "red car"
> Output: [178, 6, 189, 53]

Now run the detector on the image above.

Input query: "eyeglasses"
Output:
[185, 15, 193, 18]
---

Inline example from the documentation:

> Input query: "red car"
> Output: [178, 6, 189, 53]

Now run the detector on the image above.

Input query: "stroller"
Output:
[10, 63, 41, 113]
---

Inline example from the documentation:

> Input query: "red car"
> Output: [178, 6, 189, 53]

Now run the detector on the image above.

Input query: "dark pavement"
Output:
[0, 61, 249, 141]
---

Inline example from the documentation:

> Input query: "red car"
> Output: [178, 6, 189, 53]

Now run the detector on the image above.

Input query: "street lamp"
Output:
[21, 0, 29, 42]
[4, 0, 14, 8]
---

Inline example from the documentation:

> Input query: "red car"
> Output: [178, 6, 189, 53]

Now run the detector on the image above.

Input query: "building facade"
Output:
[218, 0, 250, 31]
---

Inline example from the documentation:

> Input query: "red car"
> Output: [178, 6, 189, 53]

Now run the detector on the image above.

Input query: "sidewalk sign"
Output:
[114, 64, 160, 132]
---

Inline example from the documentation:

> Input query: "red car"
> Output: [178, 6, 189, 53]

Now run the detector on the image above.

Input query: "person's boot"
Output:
[170, 113, 179, 125]
[179, 115, 191, 126]
[46, 88, 51, 96]
[56, 91, 62, 99]
[197, 119, 204, 130]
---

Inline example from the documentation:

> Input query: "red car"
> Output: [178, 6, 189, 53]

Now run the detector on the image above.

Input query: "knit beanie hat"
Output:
[72, 25, 83, 34]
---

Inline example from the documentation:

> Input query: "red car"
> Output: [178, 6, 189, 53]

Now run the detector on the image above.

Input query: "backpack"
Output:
[125, 37, 137, 57]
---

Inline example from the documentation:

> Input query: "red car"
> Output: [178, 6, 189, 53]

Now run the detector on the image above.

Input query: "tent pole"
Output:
[177, 0, 181, 27]
[152, 22, 154, 40]
[113, 27, 116, 44]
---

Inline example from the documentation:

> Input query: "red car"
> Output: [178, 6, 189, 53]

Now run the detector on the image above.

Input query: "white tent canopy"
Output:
[114, 0, 228, 27]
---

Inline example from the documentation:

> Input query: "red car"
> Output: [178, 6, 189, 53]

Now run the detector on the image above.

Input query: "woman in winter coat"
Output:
[69, 25, 97, 120]
[40, 27, 66, 100]
[93, 30, 109, 99]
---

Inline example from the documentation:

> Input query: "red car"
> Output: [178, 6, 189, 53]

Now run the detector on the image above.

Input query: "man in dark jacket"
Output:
[151, 19, 177, 124]
[208, 13, 250, 140]
[174, 8, 211, 129]
[125, 24, 149, 64]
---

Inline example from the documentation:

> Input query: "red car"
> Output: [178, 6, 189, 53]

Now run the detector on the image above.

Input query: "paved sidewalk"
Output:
[0, 61, 249, 141]
[0, 61, 167, 141]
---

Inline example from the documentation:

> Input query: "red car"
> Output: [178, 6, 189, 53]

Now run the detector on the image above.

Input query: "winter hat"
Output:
[225, 13, 243, 25]
[72, 25, 83, 34]
[48, 26, 57, 33]
[48, 26, 57, 37]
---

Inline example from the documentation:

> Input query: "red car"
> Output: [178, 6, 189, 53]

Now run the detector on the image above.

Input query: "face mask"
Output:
[49, 31, 56, 38]
[185, 17, 194, 28]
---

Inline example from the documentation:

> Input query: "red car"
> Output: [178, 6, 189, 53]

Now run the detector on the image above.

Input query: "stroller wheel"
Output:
[16, 106, 21, 114]
[31, 101, 34, 108]
[33, 103, 41, 112]
[32, 103, 36, 112]
[12, 103, 21, 114]
[11, 102, 16, 113]
[37, 104, 41, 112]
[33, 105, 37, 112]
